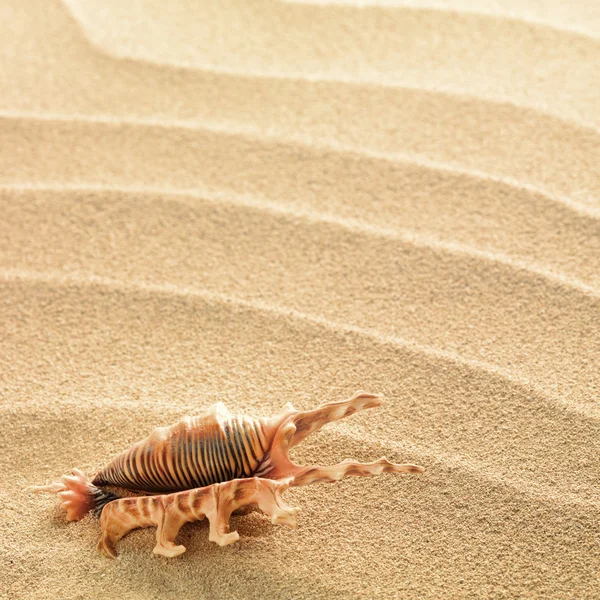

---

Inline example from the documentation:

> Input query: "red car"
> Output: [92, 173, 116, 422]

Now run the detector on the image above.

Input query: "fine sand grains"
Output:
[1, 1, 599, 599]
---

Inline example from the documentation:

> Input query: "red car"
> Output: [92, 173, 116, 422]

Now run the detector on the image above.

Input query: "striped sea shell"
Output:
[92, 402, 273, 493]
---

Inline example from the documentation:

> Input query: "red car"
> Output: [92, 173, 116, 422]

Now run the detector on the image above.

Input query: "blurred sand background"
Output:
[1, 0, 599, 598]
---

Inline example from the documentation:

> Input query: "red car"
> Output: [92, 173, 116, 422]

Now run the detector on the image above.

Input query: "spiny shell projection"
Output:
[28, 392, 424, 557]
[98, 476, 299, 558]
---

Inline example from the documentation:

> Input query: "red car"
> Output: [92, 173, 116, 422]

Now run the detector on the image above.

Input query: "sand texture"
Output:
[1, 1, 599, 598]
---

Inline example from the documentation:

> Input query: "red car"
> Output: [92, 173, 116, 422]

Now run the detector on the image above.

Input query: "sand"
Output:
[1, 0, 599, 598]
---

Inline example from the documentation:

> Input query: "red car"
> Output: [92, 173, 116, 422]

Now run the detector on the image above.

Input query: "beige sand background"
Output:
[1, 0, 599, 598]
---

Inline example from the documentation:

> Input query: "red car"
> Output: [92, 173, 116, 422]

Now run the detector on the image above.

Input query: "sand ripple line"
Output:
[1, 267, 597, 420]
[4, 4, 600, 205]
[61, 1, 600, 128]
[0, 111, 600, 219]
[342, 430, 600, 510]
[3, 186, 597, 404]
[284, 0, 600, 39]
[2, 183, 597, 296]
[1, 112, 597, 220]
[2, 115, 599, 291]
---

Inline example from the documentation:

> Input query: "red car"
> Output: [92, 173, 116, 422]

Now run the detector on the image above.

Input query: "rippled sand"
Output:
[1, 1, 599, 598]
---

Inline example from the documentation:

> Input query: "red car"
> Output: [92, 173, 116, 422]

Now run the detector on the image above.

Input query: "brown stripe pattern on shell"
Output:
[92, 403, 268, 493]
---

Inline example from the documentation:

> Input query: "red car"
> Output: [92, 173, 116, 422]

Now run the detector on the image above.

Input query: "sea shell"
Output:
[28, 391, 423, 557]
